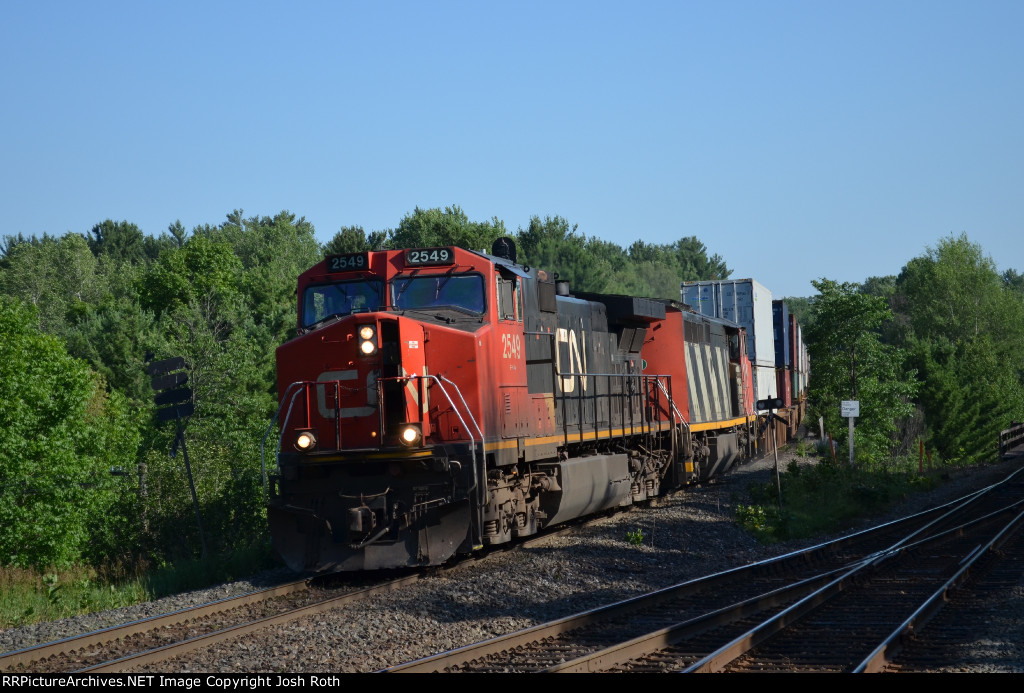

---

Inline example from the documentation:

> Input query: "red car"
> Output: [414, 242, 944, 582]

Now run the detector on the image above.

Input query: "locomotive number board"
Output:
[405, 247, 455, 266]
[326, 252, 369, 273]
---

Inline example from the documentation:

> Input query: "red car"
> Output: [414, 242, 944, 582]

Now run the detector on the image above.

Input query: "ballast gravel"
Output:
[3, 442, 1023, 673]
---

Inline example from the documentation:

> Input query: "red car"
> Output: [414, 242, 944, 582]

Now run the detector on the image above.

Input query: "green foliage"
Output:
[139, 234, 244, 315]
[0, 232, 103, 335]
[737, 457, 939, 542]
[132, 296, 275, 560]
[805, 279, 918, 463]
[87, 220, 149, 264]
[735, 503, 779, 537]
[121, 210, 320, 561]
[908, 335, 1019, 465]
[1003, 268, 1024, 296]
[515, 217, 731, 299]
[626, 528, 645, 546]
[0, 297, 143, 568]
[324, 225, 372, 255]
[782, 295, 814, 331]
[517, 215, 615, 292]
[898, 234, 1011, 345]
[0, 565, 141, 628]
[63, 296, 160, 405]
[205, 210, 322, 351]
[802, 235, 1024, 469]
[895, 234, 1024, 463]
[859, 275, 898, 301]
[0, 209, 315, 571]
[0, 545, 275, 628]
[387, 205, 506, 252]
[167, 220, 190, 248]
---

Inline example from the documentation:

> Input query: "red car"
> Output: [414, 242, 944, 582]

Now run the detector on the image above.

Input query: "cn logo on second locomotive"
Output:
[556, 327, 588, 393]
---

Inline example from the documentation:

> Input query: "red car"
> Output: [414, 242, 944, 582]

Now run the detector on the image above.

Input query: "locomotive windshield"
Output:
[302, 280, 383, 328]
[391, 273, 485, 315]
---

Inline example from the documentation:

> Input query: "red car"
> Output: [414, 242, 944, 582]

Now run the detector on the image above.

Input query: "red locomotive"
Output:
[265, 239, 805, 573]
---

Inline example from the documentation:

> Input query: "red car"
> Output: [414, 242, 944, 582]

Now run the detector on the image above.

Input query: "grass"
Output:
[735, 454, 946, 543]
[1, 543, 281, 629]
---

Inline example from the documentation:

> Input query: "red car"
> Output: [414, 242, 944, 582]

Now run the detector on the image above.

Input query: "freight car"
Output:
[264, 239, 805, 573]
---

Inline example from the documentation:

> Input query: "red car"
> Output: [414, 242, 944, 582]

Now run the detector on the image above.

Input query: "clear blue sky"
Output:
[2, 1, 1021, 299]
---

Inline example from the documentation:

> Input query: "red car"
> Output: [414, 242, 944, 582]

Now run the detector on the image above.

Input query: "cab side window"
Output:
[496, 276, 521, 322]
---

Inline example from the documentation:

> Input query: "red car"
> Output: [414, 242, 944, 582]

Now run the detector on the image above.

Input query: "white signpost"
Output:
[841, 400, 859, 466]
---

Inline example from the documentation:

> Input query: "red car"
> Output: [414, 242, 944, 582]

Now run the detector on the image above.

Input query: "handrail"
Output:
[433, 375, 485, 547]
[654, 377, 688, 431]
[999, 421, 1024, 459]
[553, 370, 679, 445]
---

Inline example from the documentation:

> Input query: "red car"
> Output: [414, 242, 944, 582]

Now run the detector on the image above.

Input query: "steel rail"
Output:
[853, 507, 1024, 673]
[1, 578, 311, 671]
[543, 567, 849, 673]
[680, 493, 1024, 673]
[550, 498, 1024, 674]
[4, 507, 614, 674]
[376, 501, 957, 673]
[75, 572, 428, 673]
[379, 467, 1023, 673]
[75, 517, 603, 673]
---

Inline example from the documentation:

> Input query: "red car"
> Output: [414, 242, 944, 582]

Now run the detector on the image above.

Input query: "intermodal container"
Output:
[681, 278, 776, 368]
[773, 299, 790, 368]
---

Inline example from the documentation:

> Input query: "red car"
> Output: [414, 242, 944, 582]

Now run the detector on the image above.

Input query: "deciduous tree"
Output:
[0, 298, 141, 568]
[805, 279, 917, 463]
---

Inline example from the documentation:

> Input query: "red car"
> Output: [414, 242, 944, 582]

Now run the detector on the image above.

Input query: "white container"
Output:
[752, 364, 778, 404]
[681, 278, 777, 368]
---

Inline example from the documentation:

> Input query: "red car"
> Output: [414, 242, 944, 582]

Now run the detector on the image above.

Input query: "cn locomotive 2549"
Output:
[265, 239, 804, 573]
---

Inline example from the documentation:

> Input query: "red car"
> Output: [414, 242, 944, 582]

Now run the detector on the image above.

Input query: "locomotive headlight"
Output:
[358, 325, 377, 355]
[398, 424, 422, 447]
[294, 429, 317, 452]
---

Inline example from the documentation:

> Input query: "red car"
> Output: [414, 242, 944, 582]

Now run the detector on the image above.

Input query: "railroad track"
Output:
[380, 467, 1024, 672]
[0, 507, 617, 673]
[881, 513, 1024, 672]
[0, 572, 426, 673]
